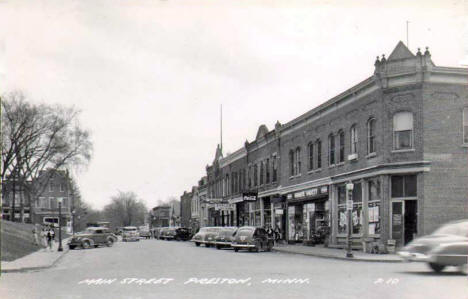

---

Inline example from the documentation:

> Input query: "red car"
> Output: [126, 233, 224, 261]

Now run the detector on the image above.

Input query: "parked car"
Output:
[174, 227, 192, 241]
[398, 219, 468, 273]
[139, 226, 151, 239]
[191, 227, 220, 247]
[158, 227, 170, 240]
[68, 227, 117, 249]
[231, 226, 274, 252]
[161, 227, 178, 240]
[122, 226, 140, 242]
[203, 227, 224, 247]
[152, 227, 164, 239]
[214, 227, 238, 249]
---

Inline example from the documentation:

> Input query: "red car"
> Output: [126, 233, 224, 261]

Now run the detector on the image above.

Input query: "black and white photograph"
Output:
[0, 1, 467, 299]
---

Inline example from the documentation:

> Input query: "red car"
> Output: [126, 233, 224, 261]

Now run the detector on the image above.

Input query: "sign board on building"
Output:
[287, 194, 293, 200]
[305, 188, 318, 197]
[214, 203, 236, 211]
[242, 192, 257, 202]
[346, 199, 353, 210]
[275, 209, 284, 215]
[320, 186, 328, 194]
[294, 191, 306, 198]
[228, 197, 244, 204]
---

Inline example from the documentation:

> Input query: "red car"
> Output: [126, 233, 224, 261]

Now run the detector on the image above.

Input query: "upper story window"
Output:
[248, 166, 252, 188]
[60, 183, 65, 192]
[295, 147, 301, 175]
[328, 134, 335, 166]
[463, 108, 468, 144]
[272, 155, 277, 182]
[393, 112, 413, 150]
[307, 142, 314, 171]
[254, 164, 258, 186]
[367, 118, 376, 154]
[338, 130, 345, 163]
[289, 150, 294, 176]
[260, 162, 264, 185]
[49, 182, 54, 192]
[350, 125, 358, 154]
[266, 158, 270, 184]
[316, 139, 322, 169]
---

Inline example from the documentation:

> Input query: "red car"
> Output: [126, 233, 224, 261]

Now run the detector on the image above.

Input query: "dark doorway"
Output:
[404, 200, 417, 245]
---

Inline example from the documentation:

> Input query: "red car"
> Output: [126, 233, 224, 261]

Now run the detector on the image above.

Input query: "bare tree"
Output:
[103, 191, 148, 228]
[1, 91, 93, 217]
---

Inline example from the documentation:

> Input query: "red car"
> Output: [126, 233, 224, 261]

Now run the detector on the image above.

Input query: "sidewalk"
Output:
[272, 243, 401, 263]
[1, 238, 70, 273]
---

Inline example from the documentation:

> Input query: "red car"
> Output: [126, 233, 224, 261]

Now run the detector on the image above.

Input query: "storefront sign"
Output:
[228, 197, 243, 204]
[287, 194, 293, 200]
[320, 186, 328, 194]
[305, 188, 318, 197]
[275, 209, 284, 215]
[214, 203, 235, 211]
[346, 199, 353, 210]
[294, 191, 305, 198]
[242, 192, 257, 202]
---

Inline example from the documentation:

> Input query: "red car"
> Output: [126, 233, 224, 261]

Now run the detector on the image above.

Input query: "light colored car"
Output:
[138, 226, 151, 239]
[214, 227, 238, 250]
[398, 219, 468, 273]
[122, 226, 140, 242]
[191, 227, 221, 247]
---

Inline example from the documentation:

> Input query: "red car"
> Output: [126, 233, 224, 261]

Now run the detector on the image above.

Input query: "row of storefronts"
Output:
[184, 42, 468, 252]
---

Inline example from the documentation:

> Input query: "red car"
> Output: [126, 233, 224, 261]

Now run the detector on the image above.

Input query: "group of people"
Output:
[32, 224, 56, 251]
[265, 225, 282, 243]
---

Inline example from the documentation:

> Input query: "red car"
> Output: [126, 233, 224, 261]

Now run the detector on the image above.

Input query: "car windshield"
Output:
[433, 222, 468, 237]
[236, 228, 254, 237]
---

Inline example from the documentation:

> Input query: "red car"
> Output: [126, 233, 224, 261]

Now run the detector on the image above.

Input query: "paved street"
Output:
[1, 239, 467, 299]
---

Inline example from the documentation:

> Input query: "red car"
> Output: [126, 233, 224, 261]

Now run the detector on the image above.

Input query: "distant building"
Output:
[150, 206, 171, 228]
[180, 190, 192, 228]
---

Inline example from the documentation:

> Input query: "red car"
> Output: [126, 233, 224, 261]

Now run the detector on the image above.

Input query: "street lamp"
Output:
[72, 209, 76, 237]
[57, 198, 63, 252]
[345, 182, 354, 258]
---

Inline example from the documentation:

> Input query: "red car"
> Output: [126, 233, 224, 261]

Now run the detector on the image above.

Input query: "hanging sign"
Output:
[346, 199, 353, 210]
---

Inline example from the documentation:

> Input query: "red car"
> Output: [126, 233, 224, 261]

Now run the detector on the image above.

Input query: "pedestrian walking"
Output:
[41, 227, 48, 250]
[46, 227, 55, 251]
[32, 224, 40, 246]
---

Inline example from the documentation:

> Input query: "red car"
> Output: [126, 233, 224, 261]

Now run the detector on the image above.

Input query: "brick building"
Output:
[180, 190, 192, 228]
[195, 41, 468, 251]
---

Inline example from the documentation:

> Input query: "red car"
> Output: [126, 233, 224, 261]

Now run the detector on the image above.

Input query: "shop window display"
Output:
[368, 178, 381, 235]
[337, 182, 363, 235]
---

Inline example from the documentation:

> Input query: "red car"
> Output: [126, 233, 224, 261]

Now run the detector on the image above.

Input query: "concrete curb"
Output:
[272, 248, 402, 263]
[1, 244, 70, 273]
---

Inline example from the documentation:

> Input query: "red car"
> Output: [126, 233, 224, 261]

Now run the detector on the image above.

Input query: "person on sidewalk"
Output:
[46, 227, 55, 251]
[32, 225, 40, 246]
[41, 227, 48, 251]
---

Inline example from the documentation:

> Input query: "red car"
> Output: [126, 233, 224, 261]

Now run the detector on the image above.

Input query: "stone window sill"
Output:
[391, 149, 415, 153]
[366, 152, 377, 159]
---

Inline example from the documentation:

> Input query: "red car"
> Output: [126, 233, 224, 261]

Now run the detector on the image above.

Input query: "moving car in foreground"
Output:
[122, 226, 140, 242]
[398, 219, 468, 273]
[231, 226, 273, 252]
[68, 227, 117, 249]
[214, 227, 238, 250]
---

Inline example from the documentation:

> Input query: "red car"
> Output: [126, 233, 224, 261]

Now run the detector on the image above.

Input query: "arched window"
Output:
[350, 125, 358, 154]
[393, 112, 413, 150]
[367, 118, 376, 154]
[328, 134, 335, 166]
[338, 130, 345, 163]
[308, 142, 314, 170]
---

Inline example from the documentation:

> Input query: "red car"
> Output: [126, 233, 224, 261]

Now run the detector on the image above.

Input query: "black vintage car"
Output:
[231, 226, 274, 252]
[68, 227, 117, 249]
[174, 227, 192, 241]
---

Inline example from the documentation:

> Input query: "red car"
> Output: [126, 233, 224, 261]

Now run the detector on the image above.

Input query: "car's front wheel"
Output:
[428, 262, 445, 273]
[195, 242, 200, 247]
[234, 248, 239, 252]
[69, 245, 76, 250]
[82, 240, 91, 249]
[216, 245, 221, 250]
[106, 238, 114, 247]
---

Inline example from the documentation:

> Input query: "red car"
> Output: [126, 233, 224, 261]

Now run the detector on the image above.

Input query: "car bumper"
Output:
[398, 251, 429, 262]
[214, 241, 231, 246]
[191, 239, 205, 243]
[231, 243, 256, 248]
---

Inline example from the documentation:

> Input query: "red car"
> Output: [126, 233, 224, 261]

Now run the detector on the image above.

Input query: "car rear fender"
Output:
[430, 242, 468, 256]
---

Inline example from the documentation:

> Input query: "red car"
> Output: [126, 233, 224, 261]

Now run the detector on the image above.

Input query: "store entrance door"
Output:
[392, 200, 418, 247]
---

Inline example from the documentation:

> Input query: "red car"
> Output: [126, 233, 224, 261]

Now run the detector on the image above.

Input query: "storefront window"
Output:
[391, 175, 417, 198]
[368, 178, 381, 235]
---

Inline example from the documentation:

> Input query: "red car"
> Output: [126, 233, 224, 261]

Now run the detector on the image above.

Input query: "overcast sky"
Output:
[1, 0, 466, 210]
